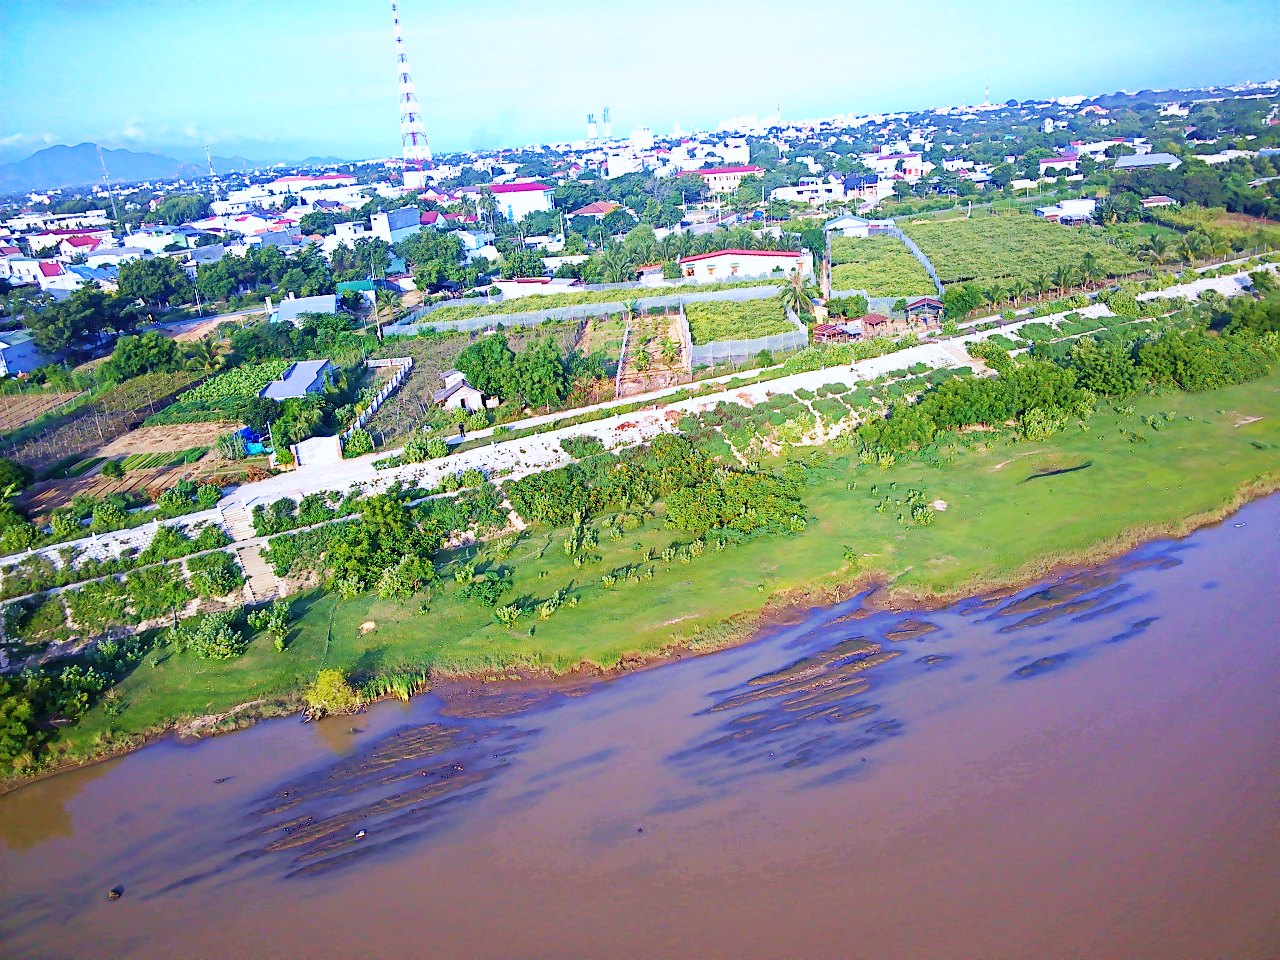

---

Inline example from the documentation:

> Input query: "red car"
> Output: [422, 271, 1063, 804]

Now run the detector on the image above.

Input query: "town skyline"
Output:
[3, 0, 1278, 164]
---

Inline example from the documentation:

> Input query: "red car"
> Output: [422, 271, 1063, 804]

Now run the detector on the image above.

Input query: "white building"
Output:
[371, 207, 423, 245]
[677, 248, 811, 283]
[696, 166, 764, 193]
[3, 210, 109, 232]
[460, 182, 554, 222]
[824, 214, 871, 238]
[630, 127, 655, 151]
[1034, 198, 1096, 223]
[770, 177, 846, 206]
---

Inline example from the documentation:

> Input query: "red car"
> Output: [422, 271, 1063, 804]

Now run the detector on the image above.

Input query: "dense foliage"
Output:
[684, 299, 794, 345]
[830, 236, 936, 296]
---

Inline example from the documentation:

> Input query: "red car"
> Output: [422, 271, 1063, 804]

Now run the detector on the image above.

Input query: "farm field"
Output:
[830, 235, 936, 296]
[56, 370, 1280, 765]
[2, 372, 201, 472]
[617, 311, 688, 398]
[367, 321, 586, 445]
[902, 212, 1144, 286]
[147, 361, 292, 425]
[684, 299, 793, 345]
[0, 392, 83, 434]
[97, 422, 235, 457]
[578, 317, 628, 377]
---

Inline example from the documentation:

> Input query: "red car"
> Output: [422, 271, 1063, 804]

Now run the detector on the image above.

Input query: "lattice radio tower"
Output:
[391, 1, 432, 189]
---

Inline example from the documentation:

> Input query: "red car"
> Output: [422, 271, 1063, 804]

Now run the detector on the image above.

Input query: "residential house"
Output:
[770, 177, 846, 206]
[678, 248, 812, 283]
[1039, 154, 1080, 176]
[460, 182, 554, 221]
[59, 235, 104, 258]
[25, 228, 114, 254]
[1141, 195, 1178, 209]
[569, 200, 622, 219]
[86, 247, 146, 269]
[258, 359, 334, 400]
[695, 165, 764, 193]
[272, 294, 338, 326]
[371, 207, 423, 245]
[0, 330, 50, 377]
[1034, 198, 1097, 223]
[433, 369, 485, 412]
[825, 214, 871, 238]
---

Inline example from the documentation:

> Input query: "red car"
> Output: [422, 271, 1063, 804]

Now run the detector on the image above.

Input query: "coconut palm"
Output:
[779, 267, 818, 317]
[1031, 273, 1053, 301]
[600, 244, 638, 284]
[478, 188, 500, 232]
[984, 282, 1007, 309]
[1008, 277, 1032, 305]
[1080, 252, 1105, 290]
[1180, 232, 1209, 267]
[183, 337, 229, 372]
[1051, 264, 1081, 296]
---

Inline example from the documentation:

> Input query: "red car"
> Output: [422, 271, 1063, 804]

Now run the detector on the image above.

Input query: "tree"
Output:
[500, 246, 545, 279]
[511, 338, 569, 409]
[117, 256, 193, 309]
[183, 337, 230, 372]
[456, 332, 516, 397]
[942, 283, 984, 319]
[27, 285, 137, 355]
[0, 458, 33, 494]
[778, 268, 818, 317]
[102, 330, 182, 381]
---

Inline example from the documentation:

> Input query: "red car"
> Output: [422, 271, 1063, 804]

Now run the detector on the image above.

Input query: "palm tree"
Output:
[1032, 273, 1053, 301]
[183, 337, 229, 372]
[1180, 232, 1208, 267]
[984, 282, 1007, 309]
[779, 268, 818, 317]
[1080, 252, 1105, 290]
[478, 188, 500, 232]
[1008, 278, 1032, 306]
[1051, 264, 1081, 297]
[600, 244, 638, 284]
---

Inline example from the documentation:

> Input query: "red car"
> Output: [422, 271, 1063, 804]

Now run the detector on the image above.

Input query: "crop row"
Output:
[684, 299, 793, 345]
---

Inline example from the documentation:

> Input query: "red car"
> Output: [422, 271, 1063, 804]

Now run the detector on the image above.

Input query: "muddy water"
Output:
[2, 498, 1278, 960]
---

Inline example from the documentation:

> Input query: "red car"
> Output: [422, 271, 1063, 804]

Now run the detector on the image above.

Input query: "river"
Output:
[1, 497, 1277, 959]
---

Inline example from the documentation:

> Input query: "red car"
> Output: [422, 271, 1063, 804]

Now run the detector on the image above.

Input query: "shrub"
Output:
[100, 459, 124, 480]
[426, 437, 450, 459]
[342, 429, 374, 458]
[304, 668, 360, 716]
[186, 551, 245, 598]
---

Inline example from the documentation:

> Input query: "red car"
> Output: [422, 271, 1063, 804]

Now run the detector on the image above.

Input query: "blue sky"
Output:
[2, 0, 1277, 163]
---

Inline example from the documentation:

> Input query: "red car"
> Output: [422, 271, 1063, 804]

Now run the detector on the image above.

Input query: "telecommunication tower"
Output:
[391, 1, 432, 189]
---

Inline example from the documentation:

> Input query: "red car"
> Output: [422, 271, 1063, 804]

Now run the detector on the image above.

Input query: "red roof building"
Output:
[568, 200, 621, 218]
[696, 165, 765, 193]
[677, 248, 809, 282]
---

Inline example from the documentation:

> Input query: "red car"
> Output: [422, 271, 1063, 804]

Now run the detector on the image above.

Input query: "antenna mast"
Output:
[204, 141, 221, 200]
[96, 145, 120, 224]
[391, 0, 432, 190]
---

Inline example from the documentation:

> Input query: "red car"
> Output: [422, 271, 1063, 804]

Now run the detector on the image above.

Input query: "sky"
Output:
[2, 0, 1278, 164]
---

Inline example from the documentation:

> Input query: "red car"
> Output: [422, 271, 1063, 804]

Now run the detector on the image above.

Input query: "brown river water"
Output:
[1, 497, 1278, 959]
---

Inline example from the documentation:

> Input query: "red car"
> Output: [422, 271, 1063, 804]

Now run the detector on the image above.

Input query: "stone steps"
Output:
[235, 544, 281, 605]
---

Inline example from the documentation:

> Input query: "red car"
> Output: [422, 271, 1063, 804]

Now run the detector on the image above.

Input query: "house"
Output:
[272, 294, 338, 326]
[1115, 152, 1182, 171]
[1141, 195, 1178, 209]
[770, 177, 846, 206]
[905, 296, 944, 321]
[258, 359, 333, 400]
[0, 330, 50, 377]
[569, 200, 622, 218]
[59, 235, 103, 258]
[460, 182, 554, 221]
[86, 246, 146, 269]
[1035, 198, 1097, 223]
[825, 214, 871, 238]
[371, 207, 423, 245]
[26, 228, 114, 254]
[432, 369, 485, 412]
[678, 248, 812, 283]
[1039, 154, 1080, 176]
[695, 165, 764, 193]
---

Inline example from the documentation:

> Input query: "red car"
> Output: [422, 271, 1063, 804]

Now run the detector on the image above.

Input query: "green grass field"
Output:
[48, 371, 1280, 771]
[684, 299, 794, 344]
[830, 236, 937, 297]
[903, 212, 1144, 286]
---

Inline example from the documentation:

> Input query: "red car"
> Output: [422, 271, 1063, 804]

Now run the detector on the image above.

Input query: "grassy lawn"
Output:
[53, 371, 1280, 768]
[830, 236, 936, 296]
[903, 212, 1144, 286]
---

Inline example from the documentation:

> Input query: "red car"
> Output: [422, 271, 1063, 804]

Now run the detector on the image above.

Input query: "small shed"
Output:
[272, 294, 338, 327]
[433, 370, 485, 412]
[859, 313, 891, 333]
[904, 297, 944, 322]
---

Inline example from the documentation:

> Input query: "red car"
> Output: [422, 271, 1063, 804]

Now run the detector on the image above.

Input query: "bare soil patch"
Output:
[97, 421, 238, 457]
[0, 393, 82, 433]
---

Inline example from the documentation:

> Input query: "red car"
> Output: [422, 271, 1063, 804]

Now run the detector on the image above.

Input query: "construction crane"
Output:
[204, 141, 221, 200]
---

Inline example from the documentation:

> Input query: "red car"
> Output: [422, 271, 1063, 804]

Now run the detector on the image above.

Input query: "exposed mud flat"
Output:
[1, 497, 1277, 960]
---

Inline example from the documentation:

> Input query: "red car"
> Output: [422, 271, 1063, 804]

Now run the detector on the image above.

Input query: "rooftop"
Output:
[259, 359, 332, 400]
[679, 248, 802, 264]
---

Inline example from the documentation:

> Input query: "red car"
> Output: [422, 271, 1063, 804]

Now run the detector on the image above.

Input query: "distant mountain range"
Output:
[0, 143, 349, 195]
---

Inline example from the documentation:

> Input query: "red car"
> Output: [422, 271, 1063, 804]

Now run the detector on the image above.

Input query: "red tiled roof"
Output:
[0, 245, 21, 256]
[678, 248, 802, 265]
[63, 236, 101, 250]
[696, 166, 763, 176]
[38, 261, 63, 277]
[569, 200, 620, 217]
[860, 313, 889, 325]
[906, 296, 943, 307]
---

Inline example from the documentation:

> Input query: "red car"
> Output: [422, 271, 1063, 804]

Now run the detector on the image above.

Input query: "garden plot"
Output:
[902, 213, 1143, 286]
[830, 236, 936, 297]
[684, 299, 793, 345]
[97, 421, 234, 457]
[0, 392, 83, 433]
[616, 311, 689, 398]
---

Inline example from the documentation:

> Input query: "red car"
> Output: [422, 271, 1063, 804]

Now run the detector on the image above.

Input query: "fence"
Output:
[883, 224, 945, 297]
[614, 325, 631, 398]
[384, 283, 784, 337]
[341, 357, 413, 442]
[688, 307, 809, 367]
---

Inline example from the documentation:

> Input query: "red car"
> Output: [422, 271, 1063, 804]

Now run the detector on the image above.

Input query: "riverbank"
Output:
[6, 370, 1280, 789]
